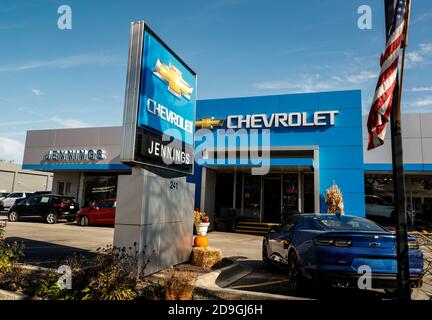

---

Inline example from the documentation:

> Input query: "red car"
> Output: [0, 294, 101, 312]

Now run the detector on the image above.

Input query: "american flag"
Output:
[367, 0, 410, 150]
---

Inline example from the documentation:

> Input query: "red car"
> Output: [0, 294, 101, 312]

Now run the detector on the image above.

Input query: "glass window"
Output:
[214, 172, 234, 216]
[365, 173, 432, 223]
[9, 193, 23, 198]
[40, 196, 50, 204]
[83, 174, 118, 207]
[243, 173, 261, 219]
[57, 181, 72, 196]
[313, 215, 385, 232]
[303, 173, 315, 213]
[281, 216, 298, 233]
[98, 200, 114, 209]
[60, 197, 75, 204]
[27, 196, 41, 206]
[282, 175, 298, 214]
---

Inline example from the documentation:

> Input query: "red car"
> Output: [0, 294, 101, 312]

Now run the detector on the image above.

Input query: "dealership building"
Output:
[22, 90, 432, 230]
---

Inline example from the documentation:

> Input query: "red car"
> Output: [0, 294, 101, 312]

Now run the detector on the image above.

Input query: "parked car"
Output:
[7, 194, 80, 224]
[76, 198, 116, 226]
[262, 214, 424, 292]
[0, 192, 10, 201]
[0, 192, 33, 211]
[365, 195, 395, 220]
[32, 191, 52, 196]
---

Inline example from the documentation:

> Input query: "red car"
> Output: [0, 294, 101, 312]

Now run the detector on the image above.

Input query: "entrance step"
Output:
[234, 221, 281, 236]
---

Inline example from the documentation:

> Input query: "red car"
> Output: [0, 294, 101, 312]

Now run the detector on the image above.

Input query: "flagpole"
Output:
[397, 0, 411, 121]
[384, 0, 411, 300]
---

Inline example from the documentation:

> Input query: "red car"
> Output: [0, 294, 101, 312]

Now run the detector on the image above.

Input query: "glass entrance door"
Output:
[283, 175, 299, 216]
[243, 175, 261, 220]
[263, 175, 282, 222]
[214, 170, 309, 223]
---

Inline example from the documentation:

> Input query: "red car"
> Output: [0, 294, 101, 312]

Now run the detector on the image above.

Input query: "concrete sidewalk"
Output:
[206, 231, 262, 260]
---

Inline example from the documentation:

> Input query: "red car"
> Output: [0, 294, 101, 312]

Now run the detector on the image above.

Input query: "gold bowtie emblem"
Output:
[195, 117, 224, 129]
[153, 59, 193, 100]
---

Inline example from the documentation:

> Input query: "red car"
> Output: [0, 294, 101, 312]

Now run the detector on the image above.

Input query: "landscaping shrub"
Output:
[0, 241, 25, 274]
[82, 263, 138, 300]
[0, 221, 5, 240]
[0, 221, 24, 274]
[0, 221, 27, 294]
[145, 268, 196, 300]
[30, 271, 65, 300]
[0, 239, 197, 301]
[0, 267, 28, 292]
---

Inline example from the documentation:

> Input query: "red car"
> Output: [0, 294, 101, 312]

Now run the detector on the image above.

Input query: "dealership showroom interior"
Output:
[1, 0, 432, 307]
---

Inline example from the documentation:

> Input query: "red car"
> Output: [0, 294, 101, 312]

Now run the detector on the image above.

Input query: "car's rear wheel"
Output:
[8, 211, 19, 222]
[262, 239, 270, 268]
[45, 212, 58, 224]
[79, 215, 89, 226]
[287, 251, 301, 293]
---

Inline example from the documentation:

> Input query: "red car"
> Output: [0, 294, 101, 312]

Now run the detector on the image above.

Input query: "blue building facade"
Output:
[189, 90, 365, 220]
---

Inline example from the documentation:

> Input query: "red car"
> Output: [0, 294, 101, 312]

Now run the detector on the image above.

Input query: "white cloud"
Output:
[413, 12, 432, 24]
[0, 53, 123, 72]
[31, 89, 43, 96]
[254, 74, 337, 93]
[406, 43, 432, 67]
[50, 116, 89, 128]
[254, 70, 376, 94]
[419, 43, 432, 55]
[406, 52, 423, 64]
[411, 87, 432, 92]
[0, 137, 24, 163]
[0, 119, 46, 127]
[411, 98, 432, 108]
[332, 70, 377, 84]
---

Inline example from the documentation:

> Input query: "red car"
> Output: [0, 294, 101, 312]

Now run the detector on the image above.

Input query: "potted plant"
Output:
[194, 209, 210, 236]
[325, 181, 345, 215]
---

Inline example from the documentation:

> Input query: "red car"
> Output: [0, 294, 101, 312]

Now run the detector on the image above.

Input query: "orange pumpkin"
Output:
[194, 235, 208, 248]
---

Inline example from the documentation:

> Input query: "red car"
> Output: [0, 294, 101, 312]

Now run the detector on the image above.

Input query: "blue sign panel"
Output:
[138, 31, 196, 146]
[121, 22, 196, 177]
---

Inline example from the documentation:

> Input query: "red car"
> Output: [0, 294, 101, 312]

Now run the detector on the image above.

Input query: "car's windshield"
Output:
[8, 193, 23, 198]
[312, 215, 385, 232]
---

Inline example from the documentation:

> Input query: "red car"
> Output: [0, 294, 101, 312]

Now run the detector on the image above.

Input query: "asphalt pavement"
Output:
[1, 213, 430, 300]
[1, 211, 114, 267]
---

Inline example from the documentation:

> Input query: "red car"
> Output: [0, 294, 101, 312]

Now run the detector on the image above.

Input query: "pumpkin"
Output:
[194, 235, 208, 248]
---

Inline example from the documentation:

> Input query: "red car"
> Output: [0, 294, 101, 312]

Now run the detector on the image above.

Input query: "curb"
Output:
[16, 264, 53, 272]
[195, 259, 311, 300]
[0, 289, 28, 300]
[0, 264, 52, 300]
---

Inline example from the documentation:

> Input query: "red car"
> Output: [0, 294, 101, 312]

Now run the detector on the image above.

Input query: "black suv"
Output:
[8, 194, 80, 224]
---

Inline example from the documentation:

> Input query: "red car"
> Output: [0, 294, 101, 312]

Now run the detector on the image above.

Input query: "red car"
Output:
[76, 198, 116, 226]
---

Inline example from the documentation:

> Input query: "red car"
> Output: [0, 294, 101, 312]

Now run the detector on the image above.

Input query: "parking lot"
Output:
[1, 212, 431, 300]
[1, 212, 114, 267]
[0, 212, 262, 268]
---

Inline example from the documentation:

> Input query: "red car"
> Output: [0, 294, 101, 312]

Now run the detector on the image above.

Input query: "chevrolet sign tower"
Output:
[114, 21, 196, 276]
[121, 22, 197, 177]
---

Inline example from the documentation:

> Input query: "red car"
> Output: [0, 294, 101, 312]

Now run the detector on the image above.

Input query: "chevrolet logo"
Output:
[368, 242, 380, 248]
[196, 117, 224, 129]
[153, 59, 193, 100]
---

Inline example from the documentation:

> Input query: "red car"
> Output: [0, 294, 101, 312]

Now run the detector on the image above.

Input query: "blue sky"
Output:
[0, 0, 431, 162]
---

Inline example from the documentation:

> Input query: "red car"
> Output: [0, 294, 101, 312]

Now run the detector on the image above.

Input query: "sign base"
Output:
[113, 166, 195, 275]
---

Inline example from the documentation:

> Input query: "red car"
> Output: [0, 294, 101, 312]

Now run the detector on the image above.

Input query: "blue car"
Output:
[262, 214, 424, 292]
